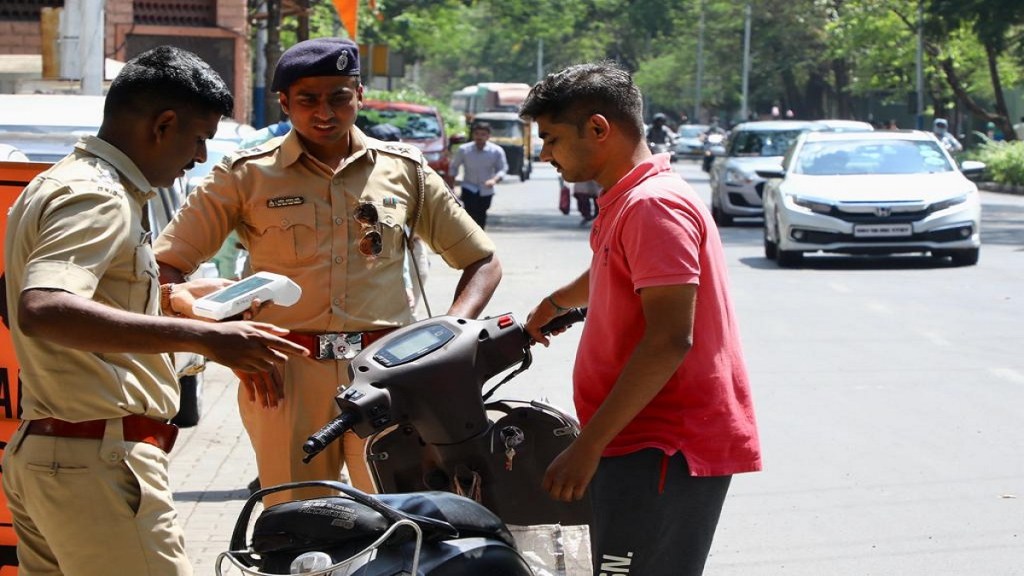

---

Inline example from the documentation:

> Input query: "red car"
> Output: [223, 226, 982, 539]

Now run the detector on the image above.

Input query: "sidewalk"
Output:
[168, 362, 259, 574]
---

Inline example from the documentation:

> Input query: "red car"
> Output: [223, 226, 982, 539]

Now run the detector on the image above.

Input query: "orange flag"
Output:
[332, 0, 359, 40]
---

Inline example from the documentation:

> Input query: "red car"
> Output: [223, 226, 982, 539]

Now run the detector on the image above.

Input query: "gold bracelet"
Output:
[546, 295, 571, 314]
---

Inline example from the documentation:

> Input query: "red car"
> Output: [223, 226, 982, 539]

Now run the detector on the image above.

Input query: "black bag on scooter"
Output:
[218, 481, 533, 576]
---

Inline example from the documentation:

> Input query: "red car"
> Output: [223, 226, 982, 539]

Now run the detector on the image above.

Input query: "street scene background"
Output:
[169, 160, 1024, 575]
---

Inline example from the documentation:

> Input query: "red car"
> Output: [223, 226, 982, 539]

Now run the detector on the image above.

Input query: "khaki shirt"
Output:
[154, 126, 495, 332]
[3, 136, 178, 422]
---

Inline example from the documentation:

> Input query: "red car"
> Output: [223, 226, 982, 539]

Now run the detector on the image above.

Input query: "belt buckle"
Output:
[317, 333, 363, 360]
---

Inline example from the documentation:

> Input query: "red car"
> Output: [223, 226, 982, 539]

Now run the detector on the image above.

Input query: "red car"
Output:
[358, 100, 452, 185]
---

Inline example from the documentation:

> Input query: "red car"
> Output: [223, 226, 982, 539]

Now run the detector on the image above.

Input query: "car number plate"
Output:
[853, 223, 912, 238]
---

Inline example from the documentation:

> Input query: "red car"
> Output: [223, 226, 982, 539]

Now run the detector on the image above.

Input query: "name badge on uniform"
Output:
[267, 196, 304, 208]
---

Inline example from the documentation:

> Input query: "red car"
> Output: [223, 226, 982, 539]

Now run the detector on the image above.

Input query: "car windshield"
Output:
[357, 109, 441, 140]
[678, 126, 707, 138]
[730, 129, 804, 157]
[480, 120, 523, 139]
[795, 139, 954, 175]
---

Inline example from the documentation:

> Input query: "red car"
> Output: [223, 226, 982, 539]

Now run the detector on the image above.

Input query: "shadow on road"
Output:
[740, 253, 967, 270]
[175, 489, 250, 502]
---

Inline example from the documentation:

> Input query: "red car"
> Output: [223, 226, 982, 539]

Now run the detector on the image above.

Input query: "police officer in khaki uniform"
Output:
[154, 38, 502, 506]
[2, 46, 307, 576]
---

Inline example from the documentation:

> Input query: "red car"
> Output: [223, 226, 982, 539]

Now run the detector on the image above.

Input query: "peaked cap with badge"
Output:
[271, 37, 361, 92]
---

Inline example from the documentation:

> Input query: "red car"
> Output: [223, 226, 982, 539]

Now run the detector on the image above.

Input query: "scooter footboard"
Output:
[366, 400, 592, 526]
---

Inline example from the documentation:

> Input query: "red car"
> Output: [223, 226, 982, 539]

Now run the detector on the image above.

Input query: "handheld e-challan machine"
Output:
[192, 271, 302, 321]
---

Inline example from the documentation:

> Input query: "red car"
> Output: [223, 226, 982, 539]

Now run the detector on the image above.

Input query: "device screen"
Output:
[375, 324, 456, 366]
[207, 276, 273, 303]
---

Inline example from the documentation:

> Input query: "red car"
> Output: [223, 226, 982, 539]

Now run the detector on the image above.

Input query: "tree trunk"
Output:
[938, 56, 999, 130]
[297, 0, 309, 42]
[984, 43, 1015, 141]
[264, 0, 282, 124]
[832, 58, 851, 119]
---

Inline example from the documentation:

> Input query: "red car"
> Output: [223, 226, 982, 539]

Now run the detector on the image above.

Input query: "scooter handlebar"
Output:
[538, 307, 587, 336]
[302, 411, 359, 463]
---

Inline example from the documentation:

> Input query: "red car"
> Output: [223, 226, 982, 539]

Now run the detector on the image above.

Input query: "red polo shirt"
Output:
[573, 154, 762, 476]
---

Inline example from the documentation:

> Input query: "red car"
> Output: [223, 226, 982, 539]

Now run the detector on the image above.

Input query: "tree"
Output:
[928, 0, 1024, 140]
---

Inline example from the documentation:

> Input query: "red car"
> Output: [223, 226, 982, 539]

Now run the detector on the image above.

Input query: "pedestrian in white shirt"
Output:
[450, 121, 508, 229]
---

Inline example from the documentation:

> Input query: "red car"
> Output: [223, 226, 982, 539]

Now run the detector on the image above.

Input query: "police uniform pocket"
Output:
[133, 242, 159, 313]
[248, 203, 318, 264]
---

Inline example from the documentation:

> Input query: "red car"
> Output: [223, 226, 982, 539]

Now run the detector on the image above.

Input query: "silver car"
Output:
[759, 130, 983, 267]
[708, 120, 822, 225]
[673, 124, 709, 159]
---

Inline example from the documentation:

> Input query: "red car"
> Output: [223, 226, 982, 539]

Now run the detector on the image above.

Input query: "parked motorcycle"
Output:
[217, 310, 590, 575]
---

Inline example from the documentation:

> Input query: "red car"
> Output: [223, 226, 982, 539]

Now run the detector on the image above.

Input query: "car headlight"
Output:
[724, 167, 750, 185]
[423, 152, 443, 162]
[929, 194, 968, 212]
[791, 195, 833, 214]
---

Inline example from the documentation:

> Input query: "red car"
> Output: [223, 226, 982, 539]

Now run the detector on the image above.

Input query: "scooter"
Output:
[217, 310, 589, 575]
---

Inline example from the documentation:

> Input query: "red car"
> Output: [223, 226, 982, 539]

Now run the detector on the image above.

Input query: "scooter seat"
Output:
[252, 496, 390, 556]
[377, 491, 517, 549]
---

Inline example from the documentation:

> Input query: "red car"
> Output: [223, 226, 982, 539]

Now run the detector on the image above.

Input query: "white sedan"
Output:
[759, 130, 983, 267]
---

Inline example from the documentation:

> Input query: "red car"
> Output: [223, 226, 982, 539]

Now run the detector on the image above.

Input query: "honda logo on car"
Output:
[874, 206, 892, 217]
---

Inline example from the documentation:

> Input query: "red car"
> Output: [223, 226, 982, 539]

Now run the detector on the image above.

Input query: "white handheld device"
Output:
[192, 271, 302, 321]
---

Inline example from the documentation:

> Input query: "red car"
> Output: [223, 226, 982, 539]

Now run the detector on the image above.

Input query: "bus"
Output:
[449, 82, 532, 123]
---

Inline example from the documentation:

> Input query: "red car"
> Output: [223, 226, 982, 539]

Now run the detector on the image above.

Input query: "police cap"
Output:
[271, 38, 360, 93]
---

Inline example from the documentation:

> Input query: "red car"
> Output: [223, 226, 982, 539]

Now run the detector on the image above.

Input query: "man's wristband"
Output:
[546, 295, 571, 314]
[160, 283, 182, 317]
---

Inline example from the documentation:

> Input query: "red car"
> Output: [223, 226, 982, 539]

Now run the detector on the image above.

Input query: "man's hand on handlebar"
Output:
[525, 295, 571, 347]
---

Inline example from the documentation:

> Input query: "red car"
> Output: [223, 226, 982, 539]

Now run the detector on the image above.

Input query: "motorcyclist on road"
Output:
[701, 116, 727, 172]
[932, 118, 963, 153]
[646, 113, 676, 146]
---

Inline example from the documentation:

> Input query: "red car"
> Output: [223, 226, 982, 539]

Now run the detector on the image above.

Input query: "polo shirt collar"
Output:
[597, 153, 673, 210]
[75, 135, 156, 200]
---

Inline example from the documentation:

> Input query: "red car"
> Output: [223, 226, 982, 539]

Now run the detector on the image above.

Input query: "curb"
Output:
[978, 181, 1024, 196]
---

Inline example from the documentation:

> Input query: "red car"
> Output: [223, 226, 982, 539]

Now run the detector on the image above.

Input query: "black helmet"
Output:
[653, 113, 667, 124]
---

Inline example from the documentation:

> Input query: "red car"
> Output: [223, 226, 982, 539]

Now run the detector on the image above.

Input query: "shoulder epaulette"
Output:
[220, 138, 282, 169]
[373, 141, 425, 164]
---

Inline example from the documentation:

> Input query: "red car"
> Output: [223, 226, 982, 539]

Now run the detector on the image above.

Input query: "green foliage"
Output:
[259, 0, 1024, 130]
[363, 87, 466, 138]
[974, 141, 1024, 186]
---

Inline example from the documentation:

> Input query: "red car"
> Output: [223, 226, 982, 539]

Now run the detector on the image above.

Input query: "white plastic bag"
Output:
[508, 524, 592, 576]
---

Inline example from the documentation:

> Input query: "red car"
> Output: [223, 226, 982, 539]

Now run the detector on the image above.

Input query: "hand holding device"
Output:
[192, 271, 301, 321]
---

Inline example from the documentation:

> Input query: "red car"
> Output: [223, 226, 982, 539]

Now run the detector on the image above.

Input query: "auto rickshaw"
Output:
[470, 111, 532, 181]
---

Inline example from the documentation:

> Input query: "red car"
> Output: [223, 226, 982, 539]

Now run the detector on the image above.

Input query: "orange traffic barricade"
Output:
[0, 160, 50, 573]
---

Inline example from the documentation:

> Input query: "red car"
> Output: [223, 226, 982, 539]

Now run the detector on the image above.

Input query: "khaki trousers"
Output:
[239, 354, 374, 507]
[1, 423, 191, 576]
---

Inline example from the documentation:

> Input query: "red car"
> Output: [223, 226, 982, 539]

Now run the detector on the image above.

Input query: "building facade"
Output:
[0, 0, 251, 122]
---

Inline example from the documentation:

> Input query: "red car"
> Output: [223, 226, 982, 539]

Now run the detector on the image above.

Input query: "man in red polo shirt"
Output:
[521, 62, 762, 576]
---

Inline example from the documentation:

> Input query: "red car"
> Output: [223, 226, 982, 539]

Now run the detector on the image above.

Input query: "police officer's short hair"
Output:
[105, 45, 233, 119]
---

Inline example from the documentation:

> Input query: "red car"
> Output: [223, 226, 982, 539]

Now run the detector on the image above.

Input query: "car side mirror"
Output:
[959, 160, 986, 179]
[449, 134, 467, 146]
